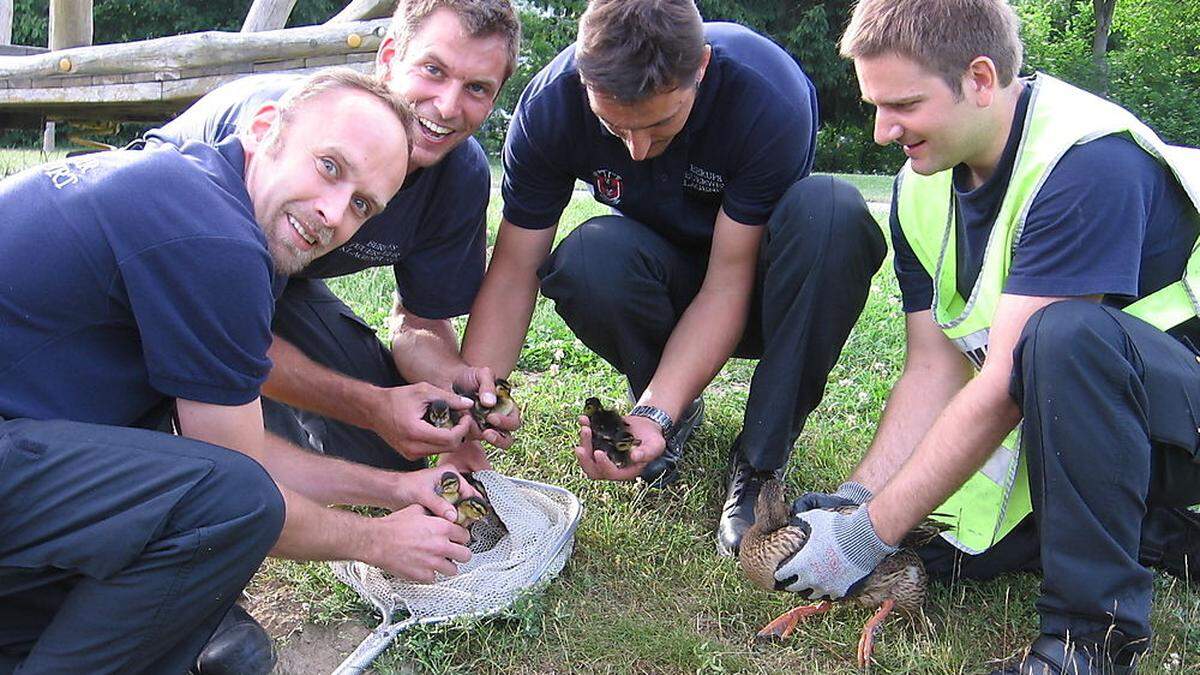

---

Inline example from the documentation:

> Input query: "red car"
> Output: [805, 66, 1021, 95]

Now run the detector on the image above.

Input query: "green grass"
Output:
[3, 147, 1197, 673]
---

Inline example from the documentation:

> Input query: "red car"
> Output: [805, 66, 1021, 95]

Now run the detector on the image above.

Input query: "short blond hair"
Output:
[840, 0, 1023, 97]
[278, 67, 415, 157]
[389, 0, 522, 84]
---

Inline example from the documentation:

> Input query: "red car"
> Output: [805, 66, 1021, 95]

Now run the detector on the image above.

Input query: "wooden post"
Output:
[1, 0, 13, 46]
[242, 0, 299, 32]
[46, 0, 93, 151]
[329, 0, 395, 23]
[49, 0, 93, 52]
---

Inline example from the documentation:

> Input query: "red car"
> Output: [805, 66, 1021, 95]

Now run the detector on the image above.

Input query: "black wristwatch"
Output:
[630, 404, 674, 436]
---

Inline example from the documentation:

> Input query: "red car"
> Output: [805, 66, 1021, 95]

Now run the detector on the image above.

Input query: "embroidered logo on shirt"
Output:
[592, 168, 623, 205]
[682, 164, 725, 194]
[43, 156, 102, 190]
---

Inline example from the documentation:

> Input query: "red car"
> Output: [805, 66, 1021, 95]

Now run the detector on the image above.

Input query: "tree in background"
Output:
[5, 1, 1196, 169]
[1018, 0, 1199, 146]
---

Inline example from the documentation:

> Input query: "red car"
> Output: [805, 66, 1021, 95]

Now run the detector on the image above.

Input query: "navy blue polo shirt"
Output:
[0, 139, 281, 426]
[891, 80, 1200, 342]
[147, 74, 489, 319]
[502, 22, 817, 249]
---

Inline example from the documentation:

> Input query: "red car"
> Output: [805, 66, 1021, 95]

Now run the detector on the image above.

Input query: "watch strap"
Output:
[630, 404, 674, 434]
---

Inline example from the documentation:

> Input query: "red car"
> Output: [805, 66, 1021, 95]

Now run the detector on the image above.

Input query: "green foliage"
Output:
[1017, 0, 1200, 145]
[815, 121, 905, 175]
[10, 0, 346, 46]
[474, 2, 582, 154]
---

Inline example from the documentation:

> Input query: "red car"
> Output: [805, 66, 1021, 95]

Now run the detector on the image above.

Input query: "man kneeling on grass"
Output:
[0, 68, 478, 675]
[776, 1, 1200, 672]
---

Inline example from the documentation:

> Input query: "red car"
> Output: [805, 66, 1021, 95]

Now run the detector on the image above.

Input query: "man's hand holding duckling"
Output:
[367, 467, 481, 582]
[373, 382, 474, 460]
[450, 365, 521, 448]
[773, 505, 896, 600]
[575, 414, 665, 481]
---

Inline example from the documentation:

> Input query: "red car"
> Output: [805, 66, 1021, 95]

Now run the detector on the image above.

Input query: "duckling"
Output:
[423, 399, 460, 429]
[738, 479, 944, 667]
[583, 397, 641, 467]
[434, 471, 496, 534]
[453, 378, 517, 438]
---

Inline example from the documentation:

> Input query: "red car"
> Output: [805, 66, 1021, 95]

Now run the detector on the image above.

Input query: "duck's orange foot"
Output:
[753, 601, 833, 643]
[856, 598, 896, 668]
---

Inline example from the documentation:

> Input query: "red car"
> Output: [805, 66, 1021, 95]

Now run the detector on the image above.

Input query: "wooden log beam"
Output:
[242, 0, 299, 32]
[0, 19, 389, 80]
[0, 57, 374, 128]
[49, 0, 93, 50]
[328, 0, 395, 23]
[1, 0, 13, 46]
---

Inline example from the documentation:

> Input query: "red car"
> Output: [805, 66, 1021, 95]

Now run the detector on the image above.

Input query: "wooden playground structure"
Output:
[0, 0, 397, 129]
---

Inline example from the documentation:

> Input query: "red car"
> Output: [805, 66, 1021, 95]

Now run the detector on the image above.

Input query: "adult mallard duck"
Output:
[738, 479, 944, 667]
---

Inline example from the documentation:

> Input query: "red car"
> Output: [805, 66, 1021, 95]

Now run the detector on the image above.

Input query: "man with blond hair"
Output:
[148, 0, 523, 476]
[775, 1, 1200, 672]
[0, 69, 477, 674]
[146, 4, 522, 669]
[462, 0, 885, 556]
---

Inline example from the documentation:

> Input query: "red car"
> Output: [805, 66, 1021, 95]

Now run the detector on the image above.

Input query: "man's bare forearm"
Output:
[640, 286, 749, 419]
[460, 221, 554, 376]
[389, 300, 464, 389]
[262, 335, 385, 431]
[867, 371, 1021, 544]
[850, 356, 971, 491]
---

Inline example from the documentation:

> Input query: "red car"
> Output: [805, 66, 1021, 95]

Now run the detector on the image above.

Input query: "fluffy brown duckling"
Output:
[452, 378, 517, 438]
[583, 397, 641, 467]
[738, 478, 944, 667]
[434, 471, 494, 530]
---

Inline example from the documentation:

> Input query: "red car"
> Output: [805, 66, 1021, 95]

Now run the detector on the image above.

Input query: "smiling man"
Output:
[0, 69, 481, 675]
[461, 0, 886, 557]
[775, 1, 1200, 672]
[145, 0, 523, 479]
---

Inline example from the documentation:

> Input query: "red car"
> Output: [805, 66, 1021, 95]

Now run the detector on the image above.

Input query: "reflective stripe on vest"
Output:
[895, 73, 1200, 554]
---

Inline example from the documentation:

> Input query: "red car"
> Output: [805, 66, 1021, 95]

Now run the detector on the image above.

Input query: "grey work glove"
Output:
[773, 505, 897, 601]
[791, 481, 874, 513]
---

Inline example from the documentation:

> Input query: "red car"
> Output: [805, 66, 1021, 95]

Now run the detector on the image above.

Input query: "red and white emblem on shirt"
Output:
[592, 168, 623, 205]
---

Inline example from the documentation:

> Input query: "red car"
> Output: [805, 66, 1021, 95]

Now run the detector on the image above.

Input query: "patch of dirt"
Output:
[272, 620, 373, 675]
[242, 568, 395, 674]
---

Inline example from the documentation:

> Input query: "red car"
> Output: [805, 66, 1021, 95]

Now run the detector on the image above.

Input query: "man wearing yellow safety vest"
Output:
[773, 0, 1200, 672]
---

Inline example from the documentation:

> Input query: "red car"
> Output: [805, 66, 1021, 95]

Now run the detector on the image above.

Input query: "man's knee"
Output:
[195, 449, 285, 553]
[539, 215, 646, 306]
[1015, 301, 1125, 374]
[766, 175, 884, 265]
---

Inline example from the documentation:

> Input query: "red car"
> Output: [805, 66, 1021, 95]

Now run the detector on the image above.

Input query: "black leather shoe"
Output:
[716, 436, 783, 558]
[640, 397, 704, 489]
[193, 604, 276, 675]
[989, 634, 1141, 675]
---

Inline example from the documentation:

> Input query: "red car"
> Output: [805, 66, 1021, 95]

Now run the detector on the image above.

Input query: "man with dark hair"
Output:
[0, 69, 472, 674]
[776, 0, 1200, 671]
[463, 0, 886, 556]
[147, 0, 523, 476]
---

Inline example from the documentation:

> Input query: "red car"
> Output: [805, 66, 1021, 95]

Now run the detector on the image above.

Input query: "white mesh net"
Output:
[330, 471, 582, 673]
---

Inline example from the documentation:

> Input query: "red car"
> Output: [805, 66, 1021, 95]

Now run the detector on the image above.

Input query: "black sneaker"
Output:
[639, 397, 704, 489]
[716, 435, 783, 557]
[192, 604, 276, 675]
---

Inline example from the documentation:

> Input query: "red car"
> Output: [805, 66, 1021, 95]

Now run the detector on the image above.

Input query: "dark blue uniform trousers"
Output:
[0, 419, 285, 674]
[262, 277, 425, 471]
[537, 175, 887, 470]
[920, 301, 1200, 651]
